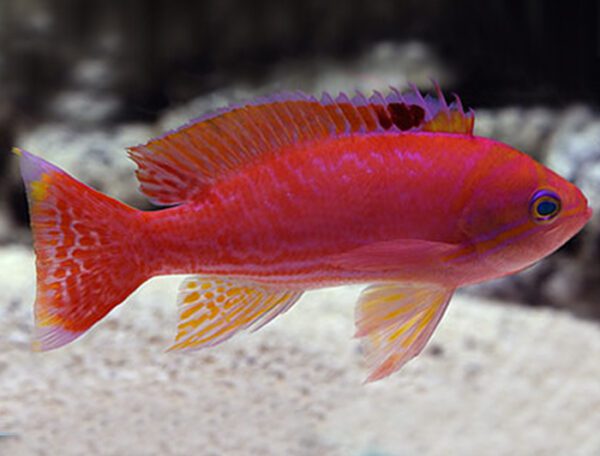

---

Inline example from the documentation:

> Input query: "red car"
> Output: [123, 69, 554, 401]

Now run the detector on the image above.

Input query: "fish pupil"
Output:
[537, 200, 557, 216]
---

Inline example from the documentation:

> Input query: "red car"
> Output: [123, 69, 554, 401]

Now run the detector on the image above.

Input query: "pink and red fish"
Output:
[16, 84, 591, 381]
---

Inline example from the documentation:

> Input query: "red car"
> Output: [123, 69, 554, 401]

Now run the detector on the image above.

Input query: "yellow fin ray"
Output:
[169, 276, 303, 351]
[355, 282, 454, 382]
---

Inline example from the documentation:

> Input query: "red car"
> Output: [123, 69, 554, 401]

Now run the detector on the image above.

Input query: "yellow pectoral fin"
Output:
[355, 282, 455, 382]
[168, 276, 303, 351]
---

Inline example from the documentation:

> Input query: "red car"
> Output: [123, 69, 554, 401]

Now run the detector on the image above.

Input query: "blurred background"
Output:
[1, 1, 600, 455]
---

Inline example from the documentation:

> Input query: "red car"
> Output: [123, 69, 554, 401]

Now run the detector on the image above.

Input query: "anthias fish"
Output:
[16, 85, 591, 381]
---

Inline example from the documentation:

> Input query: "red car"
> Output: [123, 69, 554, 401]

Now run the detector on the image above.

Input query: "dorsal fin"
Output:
[128, 85, 474, 205]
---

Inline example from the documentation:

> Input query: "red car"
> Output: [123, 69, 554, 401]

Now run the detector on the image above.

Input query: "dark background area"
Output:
[1, 0, 599, 130]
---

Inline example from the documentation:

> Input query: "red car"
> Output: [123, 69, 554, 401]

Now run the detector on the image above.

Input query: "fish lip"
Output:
[561, 203, 592, 223]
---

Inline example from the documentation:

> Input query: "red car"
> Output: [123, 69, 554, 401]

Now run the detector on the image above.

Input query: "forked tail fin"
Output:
[15, 148, 149, 350]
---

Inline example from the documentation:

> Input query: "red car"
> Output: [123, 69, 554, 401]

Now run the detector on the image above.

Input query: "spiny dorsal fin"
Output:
[128, 85, 474, 205]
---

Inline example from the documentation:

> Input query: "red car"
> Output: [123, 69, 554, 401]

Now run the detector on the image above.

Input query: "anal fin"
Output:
[169, 276, 303, 351]
[356, 282, 454, 382]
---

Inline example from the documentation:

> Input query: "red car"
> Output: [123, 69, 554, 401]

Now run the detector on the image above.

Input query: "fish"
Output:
[15, 84, 592, 382]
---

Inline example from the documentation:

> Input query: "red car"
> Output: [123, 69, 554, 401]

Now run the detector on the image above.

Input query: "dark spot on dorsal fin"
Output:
[387, 103, 426, 131]
[373, 105, 393, 130]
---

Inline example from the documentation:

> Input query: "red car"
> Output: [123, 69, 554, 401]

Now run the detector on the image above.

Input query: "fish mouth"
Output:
[561, 203, 592, 224]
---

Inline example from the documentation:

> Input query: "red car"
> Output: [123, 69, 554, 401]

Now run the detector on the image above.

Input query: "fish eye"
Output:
[529, 190, 561, 223]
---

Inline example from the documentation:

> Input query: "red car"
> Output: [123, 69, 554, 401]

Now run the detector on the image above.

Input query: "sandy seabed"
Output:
[0, 245, 599, 456]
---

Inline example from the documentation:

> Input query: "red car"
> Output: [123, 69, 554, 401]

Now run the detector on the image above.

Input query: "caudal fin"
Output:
[16, 148, 148, 350]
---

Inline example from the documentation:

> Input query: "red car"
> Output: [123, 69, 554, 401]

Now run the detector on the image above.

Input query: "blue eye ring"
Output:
[530, 189, 561, 223]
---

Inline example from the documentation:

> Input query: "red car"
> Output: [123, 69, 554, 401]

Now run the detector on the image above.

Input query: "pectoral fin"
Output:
[327, 239, 459, 271]
[356, 282, 454, 382]
[169, 276, 303, 351]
